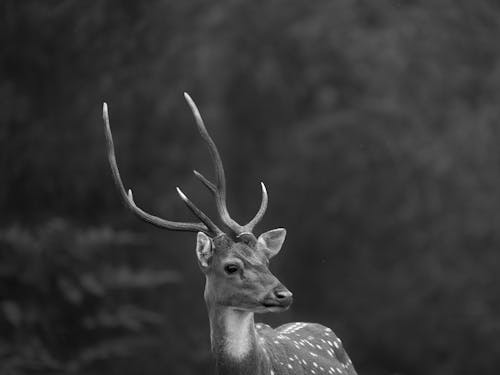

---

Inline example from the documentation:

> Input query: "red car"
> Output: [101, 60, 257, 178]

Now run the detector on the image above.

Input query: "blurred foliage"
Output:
[0, 219, 180, 374]
[2, 0, 500, 374]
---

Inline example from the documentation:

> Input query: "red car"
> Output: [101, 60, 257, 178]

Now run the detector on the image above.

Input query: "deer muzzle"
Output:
[262, 285, 293, 310]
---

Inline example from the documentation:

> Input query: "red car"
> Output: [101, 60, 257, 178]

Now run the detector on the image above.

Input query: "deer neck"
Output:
[207, 306, 268, 375]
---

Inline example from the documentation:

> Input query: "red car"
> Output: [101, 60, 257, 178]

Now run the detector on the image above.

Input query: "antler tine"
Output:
[241, 182, 268, 232]
[184, 93, 243, 234]
[193, 170, 217, 195]
[195, 169, 268, 233]
[176, 187, 223, 235]
[103, 102, 213, 235]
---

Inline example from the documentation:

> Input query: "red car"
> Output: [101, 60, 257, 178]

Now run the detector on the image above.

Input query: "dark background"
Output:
[2, 1, 500, 374]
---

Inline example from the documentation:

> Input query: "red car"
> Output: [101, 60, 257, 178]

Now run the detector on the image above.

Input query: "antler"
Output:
[193, 170, 268, 233]
[103, 102, 223, 236]
[242, 181, 268, 233]
[103, 94, 268, 237]
[184, 93, 268, 235]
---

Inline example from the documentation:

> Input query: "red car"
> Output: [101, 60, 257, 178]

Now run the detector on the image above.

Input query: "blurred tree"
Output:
[0, 219, 181, 373]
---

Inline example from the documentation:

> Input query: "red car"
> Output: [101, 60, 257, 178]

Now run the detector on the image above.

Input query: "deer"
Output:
[102, 93, 357, 375]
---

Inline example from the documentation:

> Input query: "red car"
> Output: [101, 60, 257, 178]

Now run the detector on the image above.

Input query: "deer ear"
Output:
[196, 232, 213, 268]
[257, 228, 287, 258]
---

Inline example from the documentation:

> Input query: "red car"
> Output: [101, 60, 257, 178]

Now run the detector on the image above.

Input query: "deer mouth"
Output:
[261, 299, 293, 311]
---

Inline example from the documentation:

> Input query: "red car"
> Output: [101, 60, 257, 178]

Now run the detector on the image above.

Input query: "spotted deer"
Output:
[102, 93, 357, 375]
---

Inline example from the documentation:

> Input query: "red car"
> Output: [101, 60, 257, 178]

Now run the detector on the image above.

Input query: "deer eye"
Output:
[224, 264, 240, 275]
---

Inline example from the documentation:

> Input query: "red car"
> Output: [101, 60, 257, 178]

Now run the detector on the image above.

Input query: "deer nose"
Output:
[274, 287, 293, 304]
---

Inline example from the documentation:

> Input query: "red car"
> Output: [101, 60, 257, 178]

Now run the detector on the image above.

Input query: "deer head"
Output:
[103, 93, 293, 313]
[197, 229, 292, 313]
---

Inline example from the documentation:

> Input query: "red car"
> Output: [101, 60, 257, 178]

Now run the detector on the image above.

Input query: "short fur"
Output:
[198, 231, 358, 375]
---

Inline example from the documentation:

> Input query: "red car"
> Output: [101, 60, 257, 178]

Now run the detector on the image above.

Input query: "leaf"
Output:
[100, 266, 182, 289]
[91, 306, 164, 331]
[79, 273, 105, 296]
[57, 277, 83, 305]
[1, 301, 22, 326]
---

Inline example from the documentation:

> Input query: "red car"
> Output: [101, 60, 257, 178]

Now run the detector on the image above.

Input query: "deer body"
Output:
[103, 93, 357, 375]
[210, 311, 356, 375]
